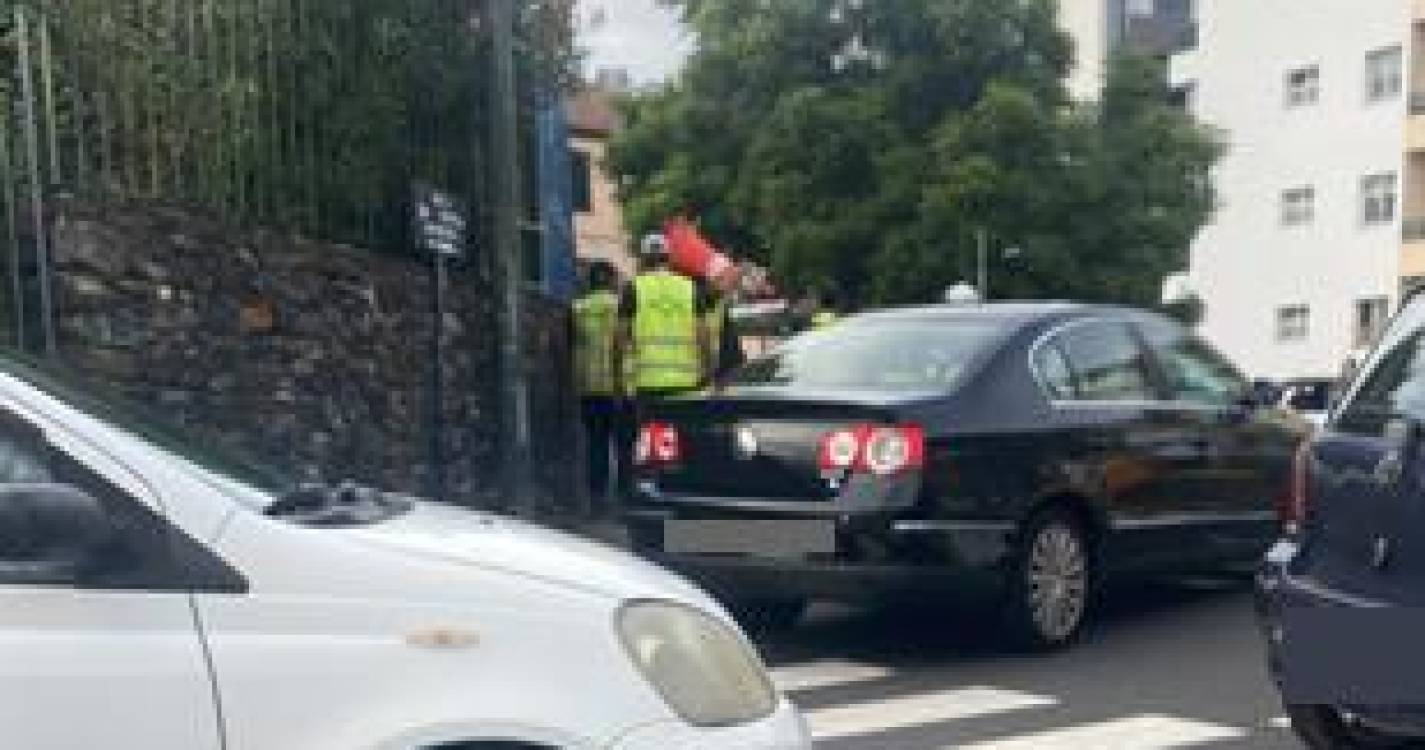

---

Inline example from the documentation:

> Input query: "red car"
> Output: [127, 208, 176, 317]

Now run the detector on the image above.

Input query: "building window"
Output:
[1365, 45, 1403, 102]
[1277, 305, 1310, 342]
[571, 149, 593, 214]
[1356, 296, 1391, 348]
[1361, 172, 1398, 225]
[1168, 81, 1196, 112]
[1125, 0, 1155, 17]
[1285, 65, 1320, 108]
[1281, 186, 1315, 226]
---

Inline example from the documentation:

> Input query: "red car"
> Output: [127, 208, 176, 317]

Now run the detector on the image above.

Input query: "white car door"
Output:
[0, 403, 225, 750]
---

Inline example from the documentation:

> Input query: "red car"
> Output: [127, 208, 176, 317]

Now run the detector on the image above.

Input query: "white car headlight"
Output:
[616, 600, 778, 728]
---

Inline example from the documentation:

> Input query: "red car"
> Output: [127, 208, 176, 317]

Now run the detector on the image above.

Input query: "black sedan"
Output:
[626, 303, 1302, 649]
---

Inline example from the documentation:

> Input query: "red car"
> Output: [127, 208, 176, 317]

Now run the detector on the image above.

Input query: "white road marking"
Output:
[770, 660, 896, 694]
[955, 714, 1248, 750]
[803, 686, 1059, 740]
[1267, 715, 1292, 730]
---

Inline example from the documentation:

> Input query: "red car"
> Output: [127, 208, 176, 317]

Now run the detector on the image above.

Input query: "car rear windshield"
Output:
[730, 318, 1006, 392]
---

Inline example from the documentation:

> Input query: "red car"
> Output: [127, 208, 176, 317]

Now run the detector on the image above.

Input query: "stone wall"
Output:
[45, 197, 577, 510]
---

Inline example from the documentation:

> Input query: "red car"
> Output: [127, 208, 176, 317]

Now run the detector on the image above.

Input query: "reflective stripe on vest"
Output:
[574, 290, 620, 396]
[633, 272, 700, 391]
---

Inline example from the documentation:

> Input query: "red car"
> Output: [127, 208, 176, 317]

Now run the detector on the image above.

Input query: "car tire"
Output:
[732, 598, 808, 634]
[1287, 705, 1419, 749]
[1001, 509, 1094, 651]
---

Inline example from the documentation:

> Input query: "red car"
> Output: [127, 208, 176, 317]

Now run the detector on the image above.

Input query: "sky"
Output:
[580, 0, 691, 84]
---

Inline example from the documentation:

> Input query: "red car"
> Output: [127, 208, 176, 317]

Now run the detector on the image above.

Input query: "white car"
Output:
[0, 357, 810, 750]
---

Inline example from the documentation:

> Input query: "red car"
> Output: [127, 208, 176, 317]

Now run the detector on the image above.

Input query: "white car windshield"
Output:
[2, 352, 295, 496]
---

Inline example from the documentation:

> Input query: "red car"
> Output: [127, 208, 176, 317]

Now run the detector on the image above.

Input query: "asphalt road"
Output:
[759, 579, 1301, 749]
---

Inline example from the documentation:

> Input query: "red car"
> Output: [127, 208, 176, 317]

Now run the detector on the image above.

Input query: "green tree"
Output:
[608, 0, 1220, 308]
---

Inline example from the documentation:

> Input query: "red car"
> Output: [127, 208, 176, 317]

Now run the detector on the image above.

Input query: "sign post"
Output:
[414, 183, 468, 502]
[489, 0, 534, 512]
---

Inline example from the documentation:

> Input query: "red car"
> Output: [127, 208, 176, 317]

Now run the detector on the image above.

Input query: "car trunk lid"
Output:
[645, 388, 922, 502]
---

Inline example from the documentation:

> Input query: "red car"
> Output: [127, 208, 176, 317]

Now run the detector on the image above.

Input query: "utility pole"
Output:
[976, 228, 989, 302]
[489, 0, 534, 512]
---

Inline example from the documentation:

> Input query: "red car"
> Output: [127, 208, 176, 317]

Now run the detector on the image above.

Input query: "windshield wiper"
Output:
[265, 481, 415, 527]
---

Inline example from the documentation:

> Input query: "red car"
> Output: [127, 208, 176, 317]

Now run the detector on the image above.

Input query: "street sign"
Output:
[411, 182, 469, 502]
[413, 183, 469, 259]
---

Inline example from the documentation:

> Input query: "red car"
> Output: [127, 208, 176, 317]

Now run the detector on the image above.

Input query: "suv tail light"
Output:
[1279, 440, 1313, 533]
[636, 423, 682, 467]
[818, 425, 925, 476]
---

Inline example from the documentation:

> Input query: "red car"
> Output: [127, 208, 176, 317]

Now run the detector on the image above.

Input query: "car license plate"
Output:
[663, 519, 835, 560]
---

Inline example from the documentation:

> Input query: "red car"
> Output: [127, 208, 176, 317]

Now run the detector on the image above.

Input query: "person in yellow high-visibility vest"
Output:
[614, 233, 711, 406]
[573, 260, 624, 508]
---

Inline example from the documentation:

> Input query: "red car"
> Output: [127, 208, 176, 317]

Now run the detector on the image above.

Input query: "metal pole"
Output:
[429, 250, 447, 502]
[1, 110, 24, 351]
[17, 8, 54, 355]
[489, 0, 534, 512]
[976, 227, 989, 301]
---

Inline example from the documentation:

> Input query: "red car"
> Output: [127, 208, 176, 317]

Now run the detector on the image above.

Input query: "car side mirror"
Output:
[0, 483, 113, 586]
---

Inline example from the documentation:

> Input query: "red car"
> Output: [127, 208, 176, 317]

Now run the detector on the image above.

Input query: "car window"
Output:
[1137, 319, 1248, 407]
[1336, 330, 1425, 435]
[1046, 321, 1156, 402]
[0, 418, 52, 485]
[729, 319, 1005, 392]
[1033, 342, 1078, 400]
[0, 402, 242, 591]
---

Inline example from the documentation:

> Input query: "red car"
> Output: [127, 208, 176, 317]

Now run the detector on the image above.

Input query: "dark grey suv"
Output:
[1259, 294, 1425, 748]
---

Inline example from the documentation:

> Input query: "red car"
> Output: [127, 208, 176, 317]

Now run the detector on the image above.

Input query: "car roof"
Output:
[849, 301, 1142, 330]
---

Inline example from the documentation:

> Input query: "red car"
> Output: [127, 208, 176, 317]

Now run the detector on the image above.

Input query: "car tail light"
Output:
[636, 423, 682, 467]
[818, 424, 925, 476]
[1280, 440, 1313, 533]
[818, 428, 863, 471]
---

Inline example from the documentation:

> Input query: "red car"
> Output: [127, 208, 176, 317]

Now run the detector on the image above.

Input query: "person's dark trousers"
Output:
[582, 395, 622, 515]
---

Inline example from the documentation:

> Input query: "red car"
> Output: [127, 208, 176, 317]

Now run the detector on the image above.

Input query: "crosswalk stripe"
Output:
[803, 686, 1059, 740]
[770, 660, 896, 694]
[955, 714, 1248, 750]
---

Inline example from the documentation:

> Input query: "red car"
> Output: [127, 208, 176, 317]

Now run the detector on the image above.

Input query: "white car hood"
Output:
[345, 501, 716, 608]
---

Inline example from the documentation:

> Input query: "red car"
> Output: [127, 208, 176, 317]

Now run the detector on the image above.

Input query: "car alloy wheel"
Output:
[1004, 510, 1093, 650]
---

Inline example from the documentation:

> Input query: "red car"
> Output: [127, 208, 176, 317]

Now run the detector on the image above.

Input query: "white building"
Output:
[1060, 0, 1115, 99]
[1173, 1, 1413, 380]
[1060, 0, 1194, 99]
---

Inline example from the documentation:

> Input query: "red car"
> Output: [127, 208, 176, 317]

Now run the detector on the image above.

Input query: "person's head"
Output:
[586, 260, 618, 292]
[638, 232, 670, 270]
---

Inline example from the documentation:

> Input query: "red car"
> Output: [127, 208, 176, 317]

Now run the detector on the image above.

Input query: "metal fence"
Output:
[0, 0, 503, 352]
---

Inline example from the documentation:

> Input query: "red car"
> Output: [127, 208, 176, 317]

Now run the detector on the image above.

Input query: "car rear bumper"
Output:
[1257, 539, 1425, 736]
[624, 507, 1014, 603]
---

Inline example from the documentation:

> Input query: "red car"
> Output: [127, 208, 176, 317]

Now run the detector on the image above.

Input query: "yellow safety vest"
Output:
[574, 289, 620, 397]
[633, 272, 701, 392]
